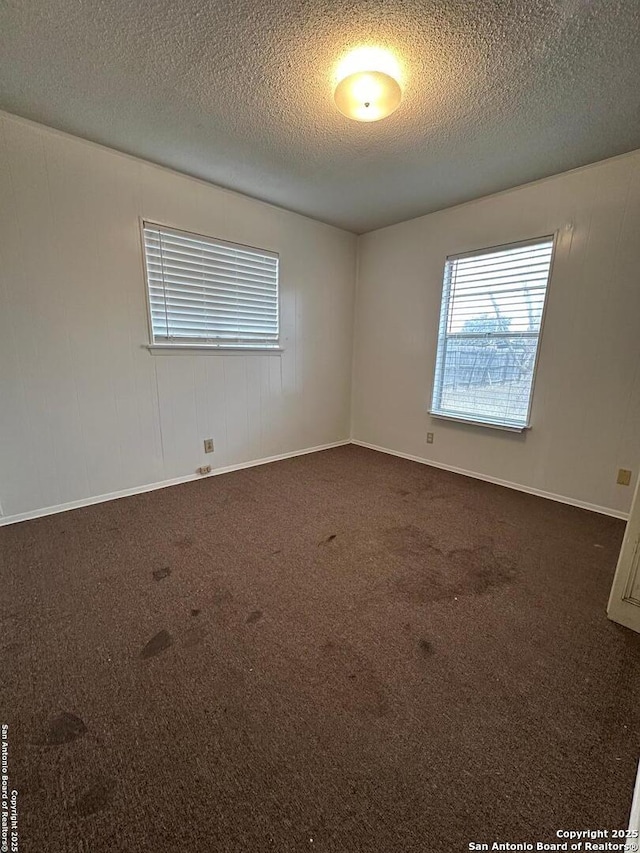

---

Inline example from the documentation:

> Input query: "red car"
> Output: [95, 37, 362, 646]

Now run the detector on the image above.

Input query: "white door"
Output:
[608, 478, 640, 633]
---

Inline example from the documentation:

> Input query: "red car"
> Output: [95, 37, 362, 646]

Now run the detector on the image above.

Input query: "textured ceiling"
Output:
[1, 0, 639, 232]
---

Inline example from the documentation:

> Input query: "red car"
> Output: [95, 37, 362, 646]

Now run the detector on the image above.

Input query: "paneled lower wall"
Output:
[352, 149, 640, 516]
[0, 112, 357, 522]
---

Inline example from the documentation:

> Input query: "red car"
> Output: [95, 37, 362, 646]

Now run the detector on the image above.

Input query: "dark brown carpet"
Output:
[2, 445, 639, 852]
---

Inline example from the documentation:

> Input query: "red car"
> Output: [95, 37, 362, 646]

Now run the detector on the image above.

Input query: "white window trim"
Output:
[144, 344, 283, 356]
[139, 219, 282, 353]
[428, 234, 557, 432]
[428, 412, 530, 432]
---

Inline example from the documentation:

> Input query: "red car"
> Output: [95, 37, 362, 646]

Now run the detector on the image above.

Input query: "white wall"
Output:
[0, 112, 357, 521]
[352, 150, 640, 516]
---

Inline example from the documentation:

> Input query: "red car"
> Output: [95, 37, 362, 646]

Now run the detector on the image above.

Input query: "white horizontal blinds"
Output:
[431, 237, 554, 429]
[143, 223, 279, 347]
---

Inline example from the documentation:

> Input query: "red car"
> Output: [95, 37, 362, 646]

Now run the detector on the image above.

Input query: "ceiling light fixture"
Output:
[333, 47, 403, 123]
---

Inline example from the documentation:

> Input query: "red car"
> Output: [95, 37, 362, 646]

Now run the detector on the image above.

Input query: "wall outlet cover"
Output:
[617, 468, 632, 486]
[204, 439, 214, 453]
[426, 433, 434, 444]
[198, 465, 212, 475]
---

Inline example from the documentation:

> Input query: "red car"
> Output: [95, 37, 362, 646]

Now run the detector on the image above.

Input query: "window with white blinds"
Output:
[142, 223, 279, 349]
[430, 237, 554, 430]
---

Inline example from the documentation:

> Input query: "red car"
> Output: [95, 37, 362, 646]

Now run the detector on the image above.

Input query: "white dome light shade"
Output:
[334, 70, 402, 122]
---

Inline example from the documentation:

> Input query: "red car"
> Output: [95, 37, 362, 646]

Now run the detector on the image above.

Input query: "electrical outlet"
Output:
[426, 432, 434, 444]
[203, 438, 214, 453]
[198, 465, 212, 475]
[617, 468, 632, 486]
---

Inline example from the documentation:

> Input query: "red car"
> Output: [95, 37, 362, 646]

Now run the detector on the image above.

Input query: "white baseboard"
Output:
[0, 440, 350, 527]
[351, 439, 629, 520]
[0, 437, 628, 526]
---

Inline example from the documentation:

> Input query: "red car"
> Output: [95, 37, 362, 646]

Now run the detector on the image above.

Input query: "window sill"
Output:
[429, 411, 530, 433]
[145, 344, 283, 356]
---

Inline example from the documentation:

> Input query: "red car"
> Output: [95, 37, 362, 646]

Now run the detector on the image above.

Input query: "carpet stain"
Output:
[74, 777, 115, 816]
[318, 641, 389, 717]
[419, 638, 434, 655]
[45, 712, 87, 745]
[320, 534, 337, 545]
[386, 525, 514, 603]
[212, 588, 234, 607]
[246, 609, 263, 624]
[174, 534, 194, 549]
[152, 566, 171, 582]
[190, 608, 201, 617]
[140, 629, 173, 659]
[449, 546, 515, 595]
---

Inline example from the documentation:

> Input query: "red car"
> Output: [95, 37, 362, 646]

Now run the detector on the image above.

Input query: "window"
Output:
[142, 222, 279, 350]
[430, 236, 554, 431]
